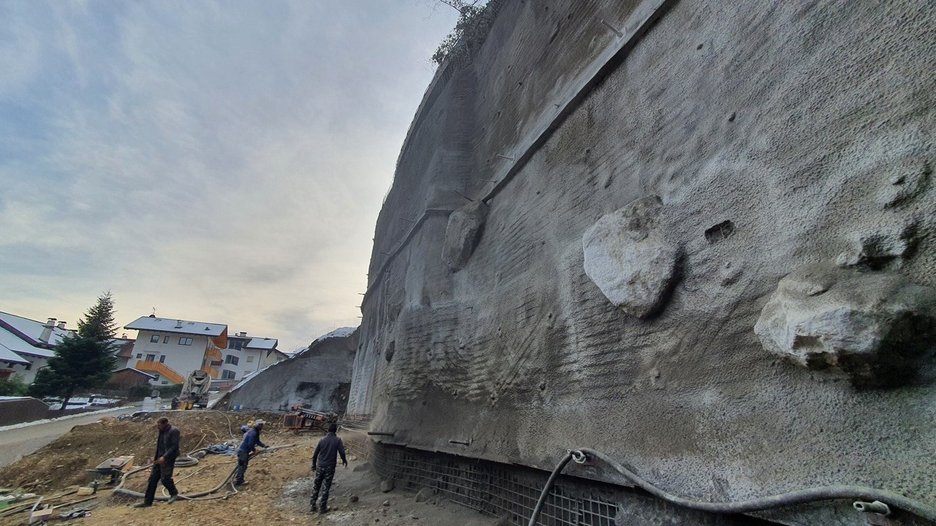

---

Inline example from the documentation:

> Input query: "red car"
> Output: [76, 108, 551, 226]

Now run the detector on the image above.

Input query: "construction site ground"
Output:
[0, 411, 497, 525]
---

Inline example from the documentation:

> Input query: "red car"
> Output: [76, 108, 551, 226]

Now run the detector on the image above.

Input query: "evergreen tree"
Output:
[77, 291, 117, 340]
[28, 293, 118, 410]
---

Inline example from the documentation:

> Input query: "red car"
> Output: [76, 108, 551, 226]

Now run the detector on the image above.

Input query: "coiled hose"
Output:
[527, 449, 936, 525]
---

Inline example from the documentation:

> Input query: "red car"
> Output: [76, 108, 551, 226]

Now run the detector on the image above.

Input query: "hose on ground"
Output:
[113, 463, 238, 502]
[527, 448, 936, 525]
[114, 444, 294, 503]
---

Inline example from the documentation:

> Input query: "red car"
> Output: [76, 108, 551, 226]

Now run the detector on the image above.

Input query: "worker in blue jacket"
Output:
[310, 423, 347, 514]
[234, 419, 268, 486]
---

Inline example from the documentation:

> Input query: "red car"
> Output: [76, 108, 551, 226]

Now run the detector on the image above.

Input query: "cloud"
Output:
[0, 0, 458, 352]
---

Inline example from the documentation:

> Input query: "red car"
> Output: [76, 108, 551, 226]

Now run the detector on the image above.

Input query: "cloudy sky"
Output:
[0, 1, 459, 352]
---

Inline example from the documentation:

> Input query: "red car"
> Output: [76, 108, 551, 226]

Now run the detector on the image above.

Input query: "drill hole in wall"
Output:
[704, 220, 735, 243]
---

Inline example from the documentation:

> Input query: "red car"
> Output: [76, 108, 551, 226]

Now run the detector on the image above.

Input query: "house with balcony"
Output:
[0, 312, 75, 383]
[124, 315, 227, 385]
[219, 331, 288, 383]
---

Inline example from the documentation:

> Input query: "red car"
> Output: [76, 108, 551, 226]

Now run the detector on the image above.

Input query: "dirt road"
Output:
[0, 406, 138, 467]
[0, 412, 499, 526]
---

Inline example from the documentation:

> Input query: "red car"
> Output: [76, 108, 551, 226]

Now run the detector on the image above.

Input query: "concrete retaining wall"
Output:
[227, 328, 358, 412]
[350, 1, 936, 524]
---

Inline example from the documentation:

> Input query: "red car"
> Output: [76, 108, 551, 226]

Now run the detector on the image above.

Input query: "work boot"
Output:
[132, 502, 152, 508]
[234, 480, 248, 487]
[320, 502, 329, 514]
[310, 503, 318, 513]
[167, 495, 179, 504]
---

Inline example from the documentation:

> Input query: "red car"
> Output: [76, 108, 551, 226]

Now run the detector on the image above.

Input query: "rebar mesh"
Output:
[372, 444, 617, 525]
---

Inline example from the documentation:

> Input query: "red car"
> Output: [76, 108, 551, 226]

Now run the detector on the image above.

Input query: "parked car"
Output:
[47, 400, 92, 410]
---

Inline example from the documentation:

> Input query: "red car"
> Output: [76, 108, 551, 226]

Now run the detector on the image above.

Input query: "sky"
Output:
[0, 0, 460, 353]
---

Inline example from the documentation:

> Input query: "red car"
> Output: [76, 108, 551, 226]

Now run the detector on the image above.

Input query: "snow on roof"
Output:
[0, 328, 54, 358]
[0, 342, 30, 364]
[0, 311, 74, 346]
[125, 316, 226, 337]
[245, 337, 277, 350]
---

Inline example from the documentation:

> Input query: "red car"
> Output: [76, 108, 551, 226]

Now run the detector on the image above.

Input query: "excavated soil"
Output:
[0, 411, 498, 526]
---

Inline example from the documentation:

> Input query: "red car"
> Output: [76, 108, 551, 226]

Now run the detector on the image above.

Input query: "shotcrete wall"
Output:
[228, 328, 357, 412]
[349, 1, 936, 524]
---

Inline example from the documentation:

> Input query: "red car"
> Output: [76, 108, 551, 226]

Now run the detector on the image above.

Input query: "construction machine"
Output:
[178, 370, 211, 409]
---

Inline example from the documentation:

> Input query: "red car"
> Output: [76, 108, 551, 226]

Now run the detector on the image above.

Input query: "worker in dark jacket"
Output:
[135, 417, 180, 507]
[310, 423, 347, 514]
[234, 419, 268, 486]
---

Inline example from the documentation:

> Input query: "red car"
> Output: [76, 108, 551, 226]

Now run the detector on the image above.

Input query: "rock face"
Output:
[348, 1, 936, 524]
[442, 201, 489, 272]
[225, 328, 357, 411]
[754, 263, 936, 387]
[583, 196, 679, 318]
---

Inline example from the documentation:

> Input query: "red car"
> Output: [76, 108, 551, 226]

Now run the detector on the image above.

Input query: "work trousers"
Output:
[235, 451, 250, 484]
[143, 462, 178, 505]
[310, 466, 336, 508]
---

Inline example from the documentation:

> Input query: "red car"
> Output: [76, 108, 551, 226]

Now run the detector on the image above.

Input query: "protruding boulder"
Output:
[582, 196, 679, 318]
[754, 263, 936, 387]
[442, 201, 489, 272]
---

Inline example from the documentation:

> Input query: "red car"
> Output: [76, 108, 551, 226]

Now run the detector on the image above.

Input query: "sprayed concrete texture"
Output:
[227, 328, 357, 412]
[349, 1, 936, 524]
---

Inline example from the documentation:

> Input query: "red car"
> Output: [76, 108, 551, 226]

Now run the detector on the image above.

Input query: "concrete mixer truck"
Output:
[178, 370, 211, 409]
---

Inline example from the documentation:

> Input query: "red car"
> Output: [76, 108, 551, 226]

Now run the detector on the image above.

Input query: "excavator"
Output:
[177, 370, 211, 410]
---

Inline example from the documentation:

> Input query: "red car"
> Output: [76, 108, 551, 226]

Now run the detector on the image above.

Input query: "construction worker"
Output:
[134, 417, 180, 508]
[310, 423, 347, 514]
[234, 419, 268, 486]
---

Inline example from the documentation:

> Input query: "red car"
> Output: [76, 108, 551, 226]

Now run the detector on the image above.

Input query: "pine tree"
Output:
[28, 293, 119, 410]
[77, 291, 117, 340]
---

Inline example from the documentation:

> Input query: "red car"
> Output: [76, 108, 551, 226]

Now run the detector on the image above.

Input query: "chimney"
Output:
[175, 319, 183, 328]
[238, 332, 247, 337]
[57, 321, 66, 329]
[39, 318, 56, 343]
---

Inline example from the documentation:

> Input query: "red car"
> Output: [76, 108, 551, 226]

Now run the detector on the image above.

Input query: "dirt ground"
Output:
[0, 411, 498, 526]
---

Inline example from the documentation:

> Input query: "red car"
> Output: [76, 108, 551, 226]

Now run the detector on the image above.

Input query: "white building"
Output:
[0, 312, 75, 383]
[220, 332, 288, 381]
[124, 315, 227, 385]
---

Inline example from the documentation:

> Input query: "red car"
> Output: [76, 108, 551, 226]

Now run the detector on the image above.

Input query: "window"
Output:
[159, 355, 166, 363]
[178, 337, 193, 346]
[163, 336, 170, 344]
[150, 335, 159, 343]
[225, 355, 239, 366]
[161, 380, 168, 385]
[136, 353, 142, 359]
[228, 340, 243, 350]
[246, 355, 254, 363]
[221, 370, 236, 380]
[145, 354, 156, 362]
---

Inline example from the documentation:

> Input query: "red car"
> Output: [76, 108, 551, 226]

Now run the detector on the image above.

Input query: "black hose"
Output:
[575, 448, 936, 522]
[527, 450, 575, 526]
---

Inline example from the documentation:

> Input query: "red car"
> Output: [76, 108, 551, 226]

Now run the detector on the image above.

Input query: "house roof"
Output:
[110, 338, 135, 358]
[0, 311, 74, 347]
[0, 318, 57, 359]
[246, 337, 277, 350]
[0, 342, 31, 365]
[125, 316, 226, 337]
[112, 367, 157, 380]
